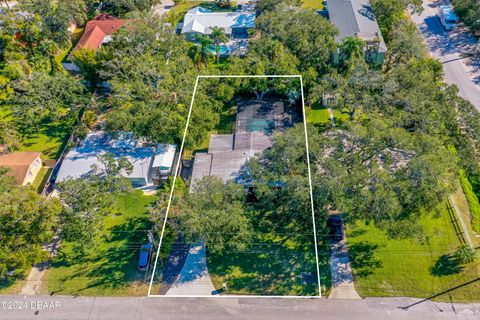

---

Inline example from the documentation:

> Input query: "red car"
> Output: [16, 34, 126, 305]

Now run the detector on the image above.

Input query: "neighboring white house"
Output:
[180, 7, 255, 41]
[55, 131, 176, 188]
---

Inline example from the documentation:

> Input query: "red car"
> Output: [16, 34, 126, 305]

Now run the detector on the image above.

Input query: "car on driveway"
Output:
[138, 243, 153, 271]
[327, 215, 344, 241]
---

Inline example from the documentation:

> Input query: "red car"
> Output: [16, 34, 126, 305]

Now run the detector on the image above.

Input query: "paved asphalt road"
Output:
[0, 295, 479, 320]
[411, 0, 480, 111]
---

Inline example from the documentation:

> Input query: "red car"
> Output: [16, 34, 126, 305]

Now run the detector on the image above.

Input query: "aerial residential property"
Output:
[326, 0, 387, 64]
[0, 151, 42, 185]
[178, 6, 255, 55]
[1, 0, 480, 318]
[180, 7, 255, 41]
[62, 14, 125, 72]
[190, 100, 295, 187]
[55, 132, 176, 188]
[71, 14, 125, 54]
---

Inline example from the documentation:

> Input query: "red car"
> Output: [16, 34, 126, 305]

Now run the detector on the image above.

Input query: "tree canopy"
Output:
[0, 170, 62, 279]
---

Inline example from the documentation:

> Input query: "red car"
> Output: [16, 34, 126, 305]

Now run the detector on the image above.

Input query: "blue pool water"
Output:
[246, 119, 271, 133]
[208, 45, 229, 55]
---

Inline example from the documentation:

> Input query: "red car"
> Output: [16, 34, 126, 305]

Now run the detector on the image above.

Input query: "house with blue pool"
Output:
[180, 7, 256, 42]
[189, 100, 296, 190]
[55, 131, 176, 188]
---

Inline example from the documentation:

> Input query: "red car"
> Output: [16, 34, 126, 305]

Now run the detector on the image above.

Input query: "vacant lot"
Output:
[45, 191, 157, 296]
[207, 223, 328, 296]
[347, 203, 480, 302]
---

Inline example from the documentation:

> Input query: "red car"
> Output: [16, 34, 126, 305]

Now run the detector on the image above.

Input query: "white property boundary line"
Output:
[147, 75, 322, 298]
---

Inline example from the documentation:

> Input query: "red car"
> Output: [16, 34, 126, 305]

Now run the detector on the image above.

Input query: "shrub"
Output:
[454, 245, 478, 264]
[451, 0, 480, 33]
[460, 170, 480, 233]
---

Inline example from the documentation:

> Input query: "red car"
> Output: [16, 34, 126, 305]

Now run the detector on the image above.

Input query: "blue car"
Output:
[138, 243, 153, 271]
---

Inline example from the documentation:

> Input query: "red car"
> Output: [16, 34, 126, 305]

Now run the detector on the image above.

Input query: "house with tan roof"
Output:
[0, 152, 42, 186]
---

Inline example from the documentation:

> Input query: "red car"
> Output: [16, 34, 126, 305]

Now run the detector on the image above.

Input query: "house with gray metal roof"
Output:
[55, 131, 176, 188]
[180, 7, 255, 41]
[190, 101, 295, 190]
[326, 0, 387, 64]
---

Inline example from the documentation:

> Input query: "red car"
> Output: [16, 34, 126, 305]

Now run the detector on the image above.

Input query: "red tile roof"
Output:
[73, 16, 125, 53]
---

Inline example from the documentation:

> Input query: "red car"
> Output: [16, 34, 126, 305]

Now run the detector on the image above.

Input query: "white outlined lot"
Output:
[147, 75, 321, 298]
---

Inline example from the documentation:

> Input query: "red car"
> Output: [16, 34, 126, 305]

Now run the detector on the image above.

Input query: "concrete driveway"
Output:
[411, 0, 480, 110]
[328, 240, 361, 300]
[165, 242, 217, 296]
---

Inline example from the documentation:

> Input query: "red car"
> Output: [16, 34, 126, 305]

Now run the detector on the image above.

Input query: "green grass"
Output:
[460, 171, 480, 233]
[301, 0, 324, 10]
[45, 191, 158, 296]
[207, 230, 328, 296]
[333, 108, 351, 124]
[31, 167, 52, 193]
[206, 205, 330, 296]
[451, 187, 480, 247]
[1, 105, 73, 160]
[18, 118, 74, 160]
[306, 104, 331, 124]
[347, 204, 480, 302]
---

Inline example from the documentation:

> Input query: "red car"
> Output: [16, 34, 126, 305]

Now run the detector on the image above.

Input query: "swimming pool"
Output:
[245, 118, 271, 133]
[207, 44, 229, 55]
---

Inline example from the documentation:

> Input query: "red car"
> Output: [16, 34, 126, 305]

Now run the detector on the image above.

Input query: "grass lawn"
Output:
[306, 104, 331, 124]
[333, 108, 351, 124]
[1, 105, 73, 161]
[347, 203, 480, 302]
[45, 191, 157, 296]
[18, 118, 74, 160]
[207, 231, 328, 296]
[207, 204, 330, 296]
[0, 278, 27, 295]
[451, 187, 480, 247]
[31, 167, 53, 193]
[301, 0, 324, 10]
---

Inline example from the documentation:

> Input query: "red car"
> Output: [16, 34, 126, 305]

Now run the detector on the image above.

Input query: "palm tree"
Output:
[198, 35, 213, 67]
[210, 27, 228, 64]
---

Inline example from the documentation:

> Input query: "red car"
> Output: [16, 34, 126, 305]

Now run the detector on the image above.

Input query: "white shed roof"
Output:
[152, 144, 176, 170]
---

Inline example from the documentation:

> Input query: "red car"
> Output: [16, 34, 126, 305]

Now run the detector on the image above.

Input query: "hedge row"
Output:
[460, 170, 480, 233]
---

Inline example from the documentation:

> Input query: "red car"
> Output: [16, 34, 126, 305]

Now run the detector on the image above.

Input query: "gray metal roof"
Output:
[327, 0, 387, 52]
[190, 100, 295, 189]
